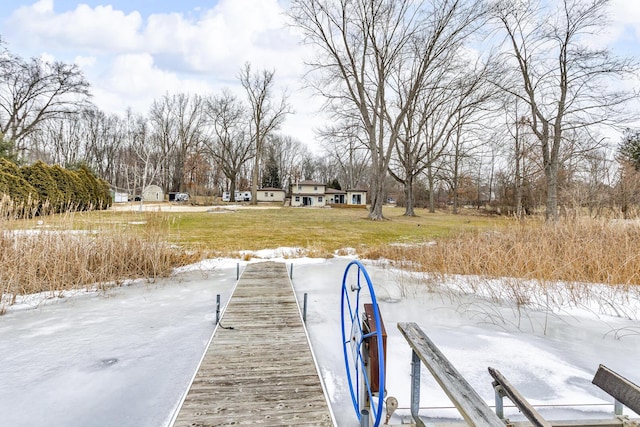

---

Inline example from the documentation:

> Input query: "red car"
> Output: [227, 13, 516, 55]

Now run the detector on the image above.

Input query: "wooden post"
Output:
[592, 364, 640, 415]
[216, 294, 221, 325]
[488, 367, 552, 427]
[397, 323, 504, 427]
[302, 293, 308, 323]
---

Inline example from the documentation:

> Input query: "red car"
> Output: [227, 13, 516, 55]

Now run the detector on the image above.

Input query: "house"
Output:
[142, 185, 164, 202]
[347, 188, 367, 205]
[257, 188, 286, 203]
[290, 180, 327, 207]
[325, 188, 346, 205]
[291, 181, 368, 207]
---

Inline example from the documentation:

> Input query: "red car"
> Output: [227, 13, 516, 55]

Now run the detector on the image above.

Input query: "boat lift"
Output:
[340, 260, 640, 427]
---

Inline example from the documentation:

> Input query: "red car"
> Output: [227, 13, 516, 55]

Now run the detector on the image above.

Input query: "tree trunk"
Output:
[368, 169, 385, 220]
[229, 178, 237, 203]
[544, 159, 559, 221]
[427, 165, 436, 213]
[250, 154, 259, 205]
[404, 174, 415, 216]
[515, 123, 523, 219]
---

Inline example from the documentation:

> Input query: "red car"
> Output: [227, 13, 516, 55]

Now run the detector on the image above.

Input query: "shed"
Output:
[142, 185, 164, 202]
[257, 188, 286, 203]
[110, 190, 128, 203]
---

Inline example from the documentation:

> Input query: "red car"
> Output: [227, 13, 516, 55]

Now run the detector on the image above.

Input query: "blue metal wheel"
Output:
[341, 260, 385, 427]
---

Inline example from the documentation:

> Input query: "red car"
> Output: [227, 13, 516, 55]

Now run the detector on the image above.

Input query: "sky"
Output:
[0, 0, 325, 150]
[1, 255, 640, 426]
[0, 0, 640, 152]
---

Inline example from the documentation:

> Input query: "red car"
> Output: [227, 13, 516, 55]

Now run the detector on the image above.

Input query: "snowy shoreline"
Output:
[1, 253, 639, 426]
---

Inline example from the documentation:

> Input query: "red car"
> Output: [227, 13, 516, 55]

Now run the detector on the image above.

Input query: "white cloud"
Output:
[610, 0, 640, 32]
[7, 0, 143, 53]
[6, 0, 305, 77]
[74, 55, 96, 69]
[596, 0, 640, 48]
[2, 0, 322, 147]
[95, 53, 213, 113]
[39, 52, 55, 64]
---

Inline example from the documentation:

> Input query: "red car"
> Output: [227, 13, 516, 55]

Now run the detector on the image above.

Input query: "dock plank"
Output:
[172, 262, 334, 427]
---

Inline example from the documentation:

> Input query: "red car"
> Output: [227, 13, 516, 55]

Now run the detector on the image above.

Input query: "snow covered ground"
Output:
[1, 255, 639, 426]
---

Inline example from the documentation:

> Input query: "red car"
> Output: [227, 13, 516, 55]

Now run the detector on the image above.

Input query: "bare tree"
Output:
[147, 93, 205, 193]
[239, 63, 290, 205]
[204, 90, 254, 202]
[493, 0, 637, 221]
[443, 110, 483, 214]
[122, 111, 167, 211]
[173, 93, 206, 192]
[391, 58, 495, 216]
[319, 119, 371, 190]
[289, 0, 487, 219]
[265, 134, 306, 191]
[36, 111, 84, 166]
[148, 94, 178, 193]
[0, 49, 90, 159]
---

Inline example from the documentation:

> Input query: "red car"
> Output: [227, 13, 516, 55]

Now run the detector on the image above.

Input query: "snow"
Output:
[1, 255, 640, 426]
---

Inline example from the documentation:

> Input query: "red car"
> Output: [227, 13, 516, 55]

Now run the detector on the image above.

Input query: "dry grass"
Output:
[4, 199, 639, 320]
[367, 217, 640, 287]
[0, 202, 201, 312]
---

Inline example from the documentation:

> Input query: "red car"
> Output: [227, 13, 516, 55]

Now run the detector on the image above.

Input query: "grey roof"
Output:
[296, 180, 325, 186]
[325, 188, 346, 194]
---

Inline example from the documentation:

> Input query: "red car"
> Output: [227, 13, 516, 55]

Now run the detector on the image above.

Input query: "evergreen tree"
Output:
[0, 158, 20, 176]
[0, 132, 16, 162]
[49, 165, 91, 211]
[620, 129, 640, 170]
[0, 170, 38, 207]
[20, 161, 61, 213]
[327, 179, 342, 190]
[261, 152, 281, 188]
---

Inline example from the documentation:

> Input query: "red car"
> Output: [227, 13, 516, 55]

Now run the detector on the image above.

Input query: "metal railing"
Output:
[397, 322, 640, 427]
[397, 322, 504, 427]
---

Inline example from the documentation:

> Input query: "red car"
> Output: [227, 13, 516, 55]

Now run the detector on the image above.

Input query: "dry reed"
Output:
[365, 217, 640, 287]
[0, 200, 201, 312]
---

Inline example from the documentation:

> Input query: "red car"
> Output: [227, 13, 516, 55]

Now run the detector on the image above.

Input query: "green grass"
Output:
[123, 206, 506, 255]
[21, 205, 508, 256]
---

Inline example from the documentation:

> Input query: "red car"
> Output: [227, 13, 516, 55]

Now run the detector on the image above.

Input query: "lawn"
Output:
[25, 204, 508, 255]
[130, 205, 508, 255]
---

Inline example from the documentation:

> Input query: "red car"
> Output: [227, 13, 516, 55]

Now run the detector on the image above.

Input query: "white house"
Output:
[257, 188, 286, 203]
[142, 185, 164, 202]
[325, 188, 346, 205]
[347, 188, 367, 206]
[290, 180, 327, 207]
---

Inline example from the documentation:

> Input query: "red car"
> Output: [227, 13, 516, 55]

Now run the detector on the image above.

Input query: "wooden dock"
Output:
[171, 261, 335, 426]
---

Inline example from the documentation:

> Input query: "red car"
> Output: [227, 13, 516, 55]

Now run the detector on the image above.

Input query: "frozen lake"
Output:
[1, 257, 639, 426]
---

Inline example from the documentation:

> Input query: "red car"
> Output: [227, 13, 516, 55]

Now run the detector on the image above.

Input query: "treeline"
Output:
[3, 0, 640, 223]
[0, 159, 111, 217]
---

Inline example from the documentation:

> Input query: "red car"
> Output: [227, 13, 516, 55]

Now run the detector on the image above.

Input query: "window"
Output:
[318, 196, 323, 202]
[270, 193, 274, 197]
[264, 192, 269, 197]
[314, 186, 318, 191]
[295, 196, 300, 202]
